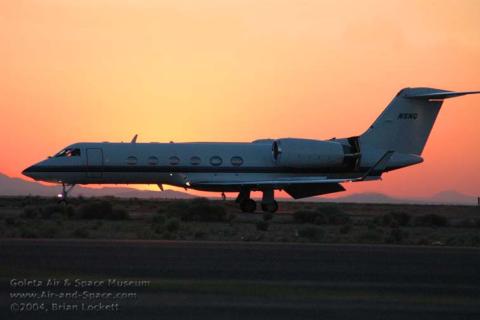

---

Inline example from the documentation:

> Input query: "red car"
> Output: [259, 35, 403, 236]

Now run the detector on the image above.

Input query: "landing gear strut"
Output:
[58, 183, 75, 203]
[236, 189, 257, 213]
[261, 189, 278, 213]
[235, 188, 279, 213]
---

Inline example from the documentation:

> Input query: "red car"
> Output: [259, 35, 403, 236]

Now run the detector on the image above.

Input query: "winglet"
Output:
[131, 134, 138, 143]
[358, 151, 394, 181]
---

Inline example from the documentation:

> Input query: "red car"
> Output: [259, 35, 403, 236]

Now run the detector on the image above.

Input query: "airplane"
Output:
[22, 87, 479, 213]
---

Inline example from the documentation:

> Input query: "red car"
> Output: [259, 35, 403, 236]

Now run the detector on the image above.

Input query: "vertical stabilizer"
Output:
[359, 87, 479, 155]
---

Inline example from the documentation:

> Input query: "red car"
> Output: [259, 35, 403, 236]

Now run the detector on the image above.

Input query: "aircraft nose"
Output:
[22, 165, 36, 178]
[22, 160, 58, 183]
[22, 161, 47, 180]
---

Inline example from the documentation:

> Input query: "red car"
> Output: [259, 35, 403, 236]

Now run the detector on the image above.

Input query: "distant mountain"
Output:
[0, 173, 56, 197]
[429, 190, 479, 205]
[326, 192, 400, 204]
[327, 191, 478, 205]
[0, 173, 194, 199]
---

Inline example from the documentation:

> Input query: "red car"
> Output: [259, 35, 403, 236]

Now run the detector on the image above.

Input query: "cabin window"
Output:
[54, 149, 67, 157]
[230, 156, 244, 166]
[70, 149, 81, 156]
[210, 156, 223, 166]
[148, 156, 159, 166]
[126, 156, 137, 165]
[169, 156, 180, 165]
[54, 148, 81, 157]
[190, 156, 201, 165]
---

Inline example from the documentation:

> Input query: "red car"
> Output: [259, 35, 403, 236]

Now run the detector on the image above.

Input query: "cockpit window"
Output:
[54, 148, 81, 157]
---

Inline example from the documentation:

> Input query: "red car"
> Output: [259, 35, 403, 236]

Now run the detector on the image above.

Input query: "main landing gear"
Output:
[240, 199, 257, 213]
[260, 188, 278, 213]
[58, 183, 75, 203]
[235, 189, 278, 213]
[261, 201, 278, 213]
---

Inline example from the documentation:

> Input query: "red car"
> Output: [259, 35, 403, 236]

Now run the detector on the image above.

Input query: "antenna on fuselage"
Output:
[131, 134, 138, 143]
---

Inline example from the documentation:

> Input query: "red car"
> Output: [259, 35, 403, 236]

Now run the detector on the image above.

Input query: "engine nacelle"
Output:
[272, 138, 345, 168]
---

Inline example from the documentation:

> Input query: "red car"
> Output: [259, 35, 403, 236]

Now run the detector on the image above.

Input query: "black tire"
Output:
[261, 200, 278, 213]
[240, 199, 257, 213]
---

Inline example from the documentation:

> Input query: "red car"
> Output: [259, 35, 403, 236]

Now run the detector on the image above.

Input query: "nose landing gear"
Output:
[58, 183, 75, 203]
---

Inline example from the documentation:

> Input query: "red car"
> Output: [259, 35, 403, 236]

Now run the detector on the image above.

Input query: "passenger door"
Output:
[86, 148, 103, 178]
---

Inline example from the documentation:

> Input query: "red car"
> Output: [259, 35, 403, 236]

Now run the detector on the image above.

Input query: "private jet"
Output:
[22, 87, 479, 212]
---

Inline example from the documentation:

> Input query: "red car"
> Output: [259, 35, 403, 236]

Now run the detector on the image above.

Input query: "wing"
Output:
[191, 176, 358, 188]
[190, 151, 394, 189]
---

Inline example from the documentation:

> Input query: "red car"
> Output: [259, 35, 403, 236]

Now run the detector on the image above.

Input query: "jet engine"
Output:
[272, 138, 347, 168]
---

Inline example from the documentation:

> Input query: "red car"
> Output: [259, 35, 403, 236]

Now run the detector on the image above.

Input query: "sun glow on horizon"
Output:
[1, 0, 479, 198]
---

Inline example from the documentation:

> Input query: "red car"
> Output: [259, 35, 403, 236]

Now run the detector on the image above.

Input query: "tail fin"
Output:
[359, 87, 480, 155]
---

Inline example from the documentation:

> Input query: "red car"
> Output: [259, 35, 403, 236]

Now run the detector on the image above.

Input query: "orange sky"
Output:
[1, 0, 479, 198]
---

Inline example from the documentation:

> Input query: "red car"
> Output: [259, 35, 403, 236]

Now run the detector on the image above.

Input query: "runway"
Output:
[1, 239, 479, 319]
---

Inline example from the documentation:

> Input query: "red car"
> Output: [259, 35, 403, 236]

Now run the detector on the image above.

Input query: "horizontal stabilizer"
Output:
[405, 90, 480, 100]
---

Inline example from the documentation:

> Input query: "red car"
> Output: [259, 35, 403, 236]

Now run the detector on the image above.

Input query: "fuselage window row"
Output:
[122, 155, 244, 167]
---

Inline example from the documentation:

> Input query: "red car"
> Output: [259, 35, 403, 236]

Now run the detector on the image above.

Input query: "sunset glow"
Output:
[1, 0, 479, 198]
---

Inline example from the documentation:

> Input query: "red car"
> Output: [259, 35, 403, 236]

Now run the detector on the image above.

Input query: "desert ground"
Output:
[1, 197, 480, 319]
[0, 196, 479, 246]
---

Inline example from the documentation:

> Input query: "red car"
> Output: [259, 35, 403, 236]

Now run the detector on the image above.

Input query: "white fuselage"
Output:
[22, 139, 421, 192]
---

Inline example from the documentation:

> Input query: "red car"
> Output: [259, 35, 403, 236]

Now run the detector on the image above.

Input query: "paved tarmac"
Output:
[1, 239, 479, 319]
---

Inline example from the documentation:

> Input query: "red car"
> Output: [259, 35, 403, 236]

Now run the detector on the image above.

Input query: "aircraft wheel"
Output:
[261, 200, 278, 213]
[240, 199, 257, 213]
